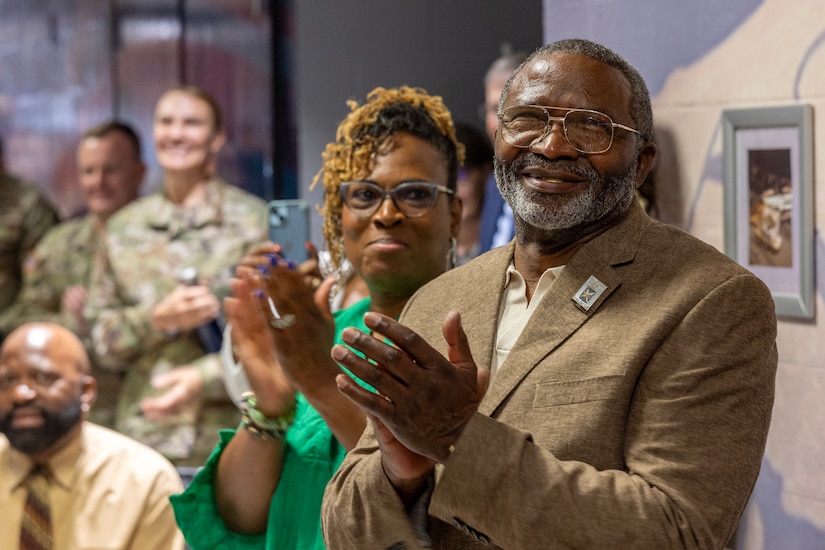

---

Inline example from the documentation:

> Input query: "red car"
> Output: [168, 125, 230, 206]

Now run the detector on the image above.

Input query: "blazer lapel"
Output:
[478, 203, 652, 417]
[459, 245, 514, 372]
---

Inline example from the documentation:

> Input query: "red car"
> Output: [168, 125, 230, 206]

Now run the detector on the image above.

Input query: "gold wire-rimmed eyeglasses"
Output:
[499, 105, 641, 154]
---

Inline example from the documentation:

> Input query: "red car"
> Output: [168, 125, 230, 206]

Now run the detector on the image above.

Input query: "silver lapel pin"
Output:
[572, 275, 607, 312]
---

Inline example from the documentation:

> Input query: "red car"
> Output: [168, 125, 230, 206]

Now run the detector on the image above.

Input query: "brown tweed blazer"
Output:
[323, 202, 778, 550]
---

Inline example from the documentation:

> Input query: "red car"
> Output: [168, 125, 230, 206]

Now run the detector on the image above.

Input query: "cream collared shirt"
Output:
[492, 263, 565, 376]
[0, 422, 184, 550]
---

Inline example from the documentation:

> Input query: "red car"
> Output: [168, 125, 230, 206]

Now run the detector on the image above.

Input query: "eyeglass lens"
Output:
[500, 106, 615, 153]
[341, 182, 440, 217]
[0, 370, 59, 392]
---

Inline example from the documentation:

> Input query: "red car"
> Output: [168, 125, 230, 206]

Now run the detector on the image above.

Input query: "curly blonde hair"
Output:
[310, 86, 464, 272]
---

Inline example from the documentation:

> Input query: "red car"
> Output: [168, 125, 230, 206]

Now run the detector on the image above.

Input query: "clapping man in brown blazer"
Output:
[322, 38, 777, 550]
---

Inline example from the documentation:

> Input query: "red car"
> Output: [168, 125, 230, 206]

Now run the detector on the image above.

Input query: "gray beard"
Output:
[494, 152, 637, 232]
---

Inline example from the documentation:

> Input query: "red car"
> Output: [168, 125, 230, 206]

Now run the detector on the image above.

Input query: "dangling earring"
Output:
[446, 237, 457, 270]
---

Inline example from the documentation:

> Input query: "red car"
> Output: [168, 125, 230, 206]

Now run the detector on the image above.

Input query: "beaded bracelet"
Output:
[239, 391, 296, 440]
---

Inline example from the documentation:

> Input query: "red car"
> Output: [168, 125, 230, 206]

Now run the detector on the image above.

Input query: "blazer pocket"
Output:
[533, 375, 625, 407]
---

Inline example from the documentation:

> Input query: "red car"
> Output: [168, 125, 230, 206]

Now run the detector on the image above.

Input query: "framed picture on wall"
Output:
[722, 104, 814, 320]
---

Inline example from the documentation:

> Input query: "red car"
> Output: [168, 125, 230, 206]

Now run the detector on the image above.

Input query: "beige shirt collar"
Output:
[493, 262, 565, 375]
[7, 424, 83, 494]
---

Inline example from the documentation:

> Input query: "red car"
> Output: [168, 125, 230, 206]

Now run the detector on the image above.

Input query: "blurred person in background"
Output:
[477, 51, 527, 255]
[453, 122, 493, 265]
[84, 86, 267, 466]
[0, 121, 145, 427]
[0, 135, 59, 338]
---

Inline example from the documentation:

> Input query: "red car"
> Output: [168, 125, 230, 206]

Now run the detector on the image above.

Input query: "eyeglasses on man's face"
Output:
[339, 181, 454, 219]
[0, 369, 61, 393]
[498, 105, 641, 154]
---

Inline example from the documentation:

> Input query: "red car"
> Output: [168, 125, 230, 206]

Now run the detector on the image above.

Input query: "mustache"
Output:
[1, 403, 46, 423]
[508, 153, 600, 180]
[9, 402, 44, 414]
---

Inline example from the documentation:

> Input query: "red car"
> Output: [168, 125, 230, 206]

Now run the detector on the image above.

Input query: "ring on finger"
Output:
[270, 314, 297, 329]
[266, 296, 296, 330]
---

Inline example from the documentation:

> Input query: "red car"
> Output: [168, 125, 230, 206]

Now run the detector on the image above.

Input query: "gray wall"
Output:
[294, 0, 542, 243]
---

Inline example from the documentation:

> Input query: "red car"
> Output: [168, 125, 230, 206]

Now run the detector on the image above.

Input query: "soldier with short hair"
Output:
[0, 121, 146, 427]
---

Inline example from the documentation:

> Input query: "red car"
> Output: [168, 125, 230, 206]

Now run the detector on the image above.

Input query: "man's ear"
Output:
[634, 141, 657, 189]
[80, 375, 97, 413]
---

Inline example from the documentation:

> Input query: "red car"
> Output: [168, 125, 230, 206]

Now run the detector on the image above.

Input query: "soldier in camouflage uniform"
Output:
[0, 136, 60, 332]
[0, 122, 145, 427]
[84, 86, 267, 466]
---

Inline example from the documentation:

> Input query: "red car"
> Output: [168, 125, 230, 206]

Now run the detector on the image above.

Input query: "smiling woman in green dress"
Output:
[171, 85, 464, 549]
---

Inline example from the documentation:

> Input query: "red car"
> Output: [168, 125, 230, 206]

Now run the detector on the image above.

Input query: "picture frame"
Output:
[722, 104, 814, 320]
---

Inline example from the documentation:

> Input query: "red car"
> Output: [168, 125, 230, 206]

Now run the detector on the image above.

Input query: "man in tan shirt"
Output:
[0, 322, 184, 549]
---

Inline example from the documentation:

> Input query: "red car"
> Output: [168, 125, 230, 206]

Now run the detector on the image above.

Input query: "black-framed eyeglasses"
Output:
[498, 105, 641, 154]
[339, 181, 454, 218]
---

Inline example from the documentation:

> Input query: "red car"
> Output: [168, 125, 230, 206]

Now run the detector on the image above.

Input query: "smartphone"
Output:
[268, 199, 311, 261]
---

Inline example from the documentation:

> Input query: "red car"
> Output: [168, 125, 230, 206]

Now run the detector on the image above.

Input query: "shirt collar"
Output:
[75, 215, 101, 249]
[5, 423, 86, 494]
[503, 261, 565, 289]
[149, 177, 225, 232]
